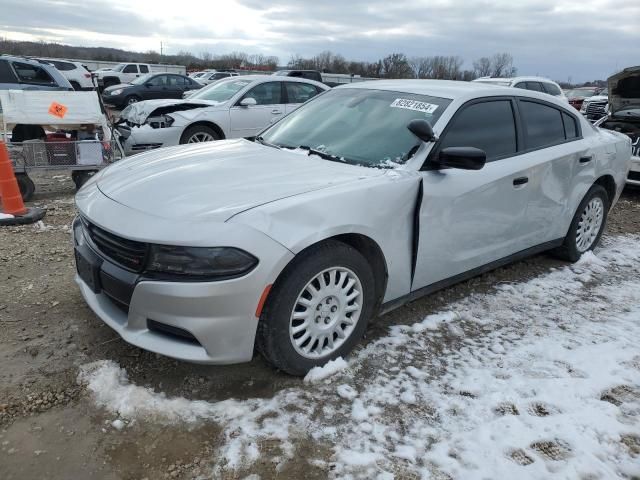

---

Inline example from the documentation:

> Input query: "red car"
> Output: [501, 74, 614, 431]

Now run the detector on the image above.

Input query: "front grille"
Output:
[82, 219, 148, 271]
[131, 143, 163, 151]
[586, 101, 607, 118]
[147, 319, 201, 345]
[629, 171, 640, 182]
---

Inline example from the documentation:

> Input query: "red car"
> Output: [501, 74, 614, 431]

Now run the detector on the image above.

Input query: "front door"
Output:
[229, 81, 286, 138]
[413, 98, 532, 289]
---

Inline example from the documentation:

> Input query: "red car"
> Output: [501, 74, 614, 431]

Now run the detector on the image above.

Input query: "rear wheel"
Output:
[180, 125, 221, 144]
[257, 240, 375, 376]
[16, 173, 35, 201]
[554, 185, 609, 262]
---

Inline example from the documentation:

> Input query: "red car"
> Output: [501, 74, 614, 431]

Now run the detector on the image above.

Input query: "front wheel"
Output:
[124, 95, 140, 106]
[554, 185, 609, 262]
[257, 240, 376, 376]
[179, 125, 220, 144]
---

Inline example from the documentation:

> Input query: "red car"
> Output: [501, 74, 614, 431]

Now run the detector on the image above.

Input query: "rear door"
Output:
[165, 75, 187, 98]
[284, 82, 323, 114]
[514, 98, 593, 244]
[229, 81, 286, 138]
[414, 97, 532, 289]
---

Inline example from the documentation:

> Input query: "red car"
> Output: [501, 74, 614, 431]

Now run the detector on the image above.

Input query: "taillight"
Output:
[85, 73, 92, 78]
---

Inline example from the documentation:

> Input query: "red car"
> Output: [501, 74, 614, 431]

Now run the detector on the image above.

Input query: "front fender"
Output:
[229, 172, 422, 302]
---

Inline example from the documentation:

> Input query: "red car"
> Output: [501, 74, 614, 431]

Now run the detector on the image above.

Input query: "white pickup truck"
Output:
[95, 63, 186, 89]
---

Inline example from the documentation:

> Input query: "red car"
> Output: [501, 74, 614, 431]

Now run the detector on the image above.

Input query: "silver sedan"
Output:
[74, 80, 631, 375]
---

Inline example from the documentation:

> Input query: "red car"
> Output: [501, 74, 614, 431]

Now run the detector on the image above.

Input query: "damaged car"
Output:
[74, 80, 631, 375]
[595, 66, 640, 186]
[116, 75, 328, 155]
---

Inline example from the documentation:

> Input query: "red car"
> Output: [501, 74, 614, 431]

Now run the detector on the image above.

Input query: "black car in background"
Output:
[102, 73, 202, 109]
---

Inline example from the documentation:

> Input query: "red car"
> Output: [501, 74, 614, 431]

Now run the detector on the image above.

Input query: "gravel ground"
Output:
[1, 172, 639, 479]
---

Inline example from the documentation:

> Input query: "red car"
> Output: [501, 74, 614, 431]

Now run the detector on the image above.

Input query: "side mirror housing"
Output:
[240, 97, 257, 107]
[438, 147, 486, 170]
[407, 119, 436, 142]
[145, 82, 153, 88]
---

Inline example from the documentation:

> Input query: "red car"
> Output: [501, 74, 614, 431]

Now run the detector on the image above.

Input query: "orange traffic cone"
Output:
[0, 141, 46, 226]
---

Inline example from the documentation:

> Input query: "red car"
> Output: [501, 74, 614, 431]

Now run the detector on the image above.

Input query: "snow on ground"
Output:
[78, 235, 640, 479]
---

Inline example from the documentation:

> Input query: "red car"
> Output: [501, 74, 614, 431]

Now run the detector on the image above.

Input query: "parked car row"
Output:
[114, 75, 328, 155]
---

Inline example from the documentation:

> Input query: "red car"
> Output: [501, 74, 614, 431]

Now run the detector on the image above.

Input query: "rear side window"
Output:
[519, 100, 565, 149]
[439, 100, 517, 161]
[139, 65, 149, 73]
[123, 64, 138, 73]
[51, 61, 75, 71]
[285, 82, 320, 104]
[542, 82, 562, 96]
[12, 61, 56, 85]
[562, 112, 578, 139]
[526, 82, 544, 92]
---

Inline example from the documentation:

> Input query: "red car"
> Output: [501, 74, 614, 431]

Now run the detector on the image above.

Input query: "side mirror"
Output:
[438, 147, 486, 170]
[240, 97, 257, 107]
[145, 82, 153, 88]
[407, 119, 436, 142]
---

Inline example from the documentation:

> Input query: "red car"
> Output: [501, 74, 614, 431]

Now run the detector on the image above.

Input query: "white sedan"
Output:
[116, 75, 328, 155]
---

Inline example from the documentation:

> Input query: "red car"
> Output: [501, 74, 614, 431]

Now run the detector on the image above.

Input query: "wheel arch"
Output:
[181, 121, 226, 143]
[268, 232, 389, 315]
[593, 174, 616, 206]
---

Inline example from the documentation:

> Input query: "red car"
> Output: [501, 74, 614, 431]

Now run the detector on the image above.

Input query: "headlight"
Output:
[147, 245, 258, 278]
[110, 89, 123, 96]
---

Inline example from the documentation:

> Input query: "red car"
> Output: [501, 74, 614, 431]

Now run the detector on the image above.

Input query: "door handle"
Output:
[271, 109, 283, 115]
[513, 176, 529, 186]
[579, 155, 593, 164]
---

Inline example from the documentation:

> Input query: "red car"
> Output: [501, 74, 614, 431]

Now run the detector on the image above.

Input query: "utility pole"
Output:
[160, 41, 163, 57]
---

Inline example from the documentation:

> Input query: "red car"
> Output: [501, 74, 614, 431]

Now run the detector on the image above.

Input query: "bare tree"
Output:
[491, 53, 516, 77]
[473, 57, 492, 77]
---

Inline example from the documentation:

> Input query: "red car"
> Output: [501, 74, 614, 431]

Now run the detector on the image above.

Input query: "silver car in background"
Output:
[74, 80, 631, 375]
[116, 75, 328, 155]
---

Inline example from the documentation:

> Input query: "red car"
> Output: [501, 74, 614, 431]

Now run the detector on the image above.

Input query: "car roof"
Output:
[222, 74, 328, 88]
[336, 79, 571, 106]
[475, 76, 559, 84]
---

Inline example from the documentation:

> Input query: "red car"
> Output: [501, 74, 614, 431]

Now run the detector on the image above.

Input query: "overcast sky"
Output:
[1, 0, 638, 82]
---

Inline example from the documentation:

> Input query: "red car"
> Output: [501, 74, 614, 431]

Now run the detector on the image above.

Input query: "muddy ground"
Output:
[1, 171, 639, 479]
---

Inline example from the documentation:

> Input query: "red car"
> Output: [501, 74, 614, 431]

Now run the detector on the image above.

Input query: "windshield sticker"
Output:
[390, 98, 438, 114]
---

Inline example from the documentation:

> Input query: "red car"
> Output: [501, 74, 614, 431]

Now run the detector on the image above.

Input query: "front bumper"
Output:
[118, 124, 182, 155]
[72, 192, 294, 364]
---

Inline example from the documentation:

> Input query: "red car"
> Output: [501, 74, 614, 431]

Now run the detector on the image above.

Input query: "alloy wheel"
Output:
[289, 267, 363, 359]
[576, 197, 604, 252]
[187, 132, 215, 143]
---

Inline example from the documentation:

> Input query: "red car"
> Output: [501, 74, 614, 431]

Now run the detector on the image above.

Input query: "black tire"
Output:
[72, 171, 96, 191]
[102, 78, 118, 89]
[69, 81, 81, 91]
[16, 173, 35, 202]
[256, 240, 376, 376]
[179, 125, 221, 145]
[124, 95, 141, 107]
[553, 185, 609, 262]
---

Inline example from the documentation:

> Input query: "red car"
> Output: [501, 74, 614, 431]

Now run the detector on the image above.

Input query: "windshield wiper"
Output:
[298, 145, 346, 163]
[254, 136, 281, 149]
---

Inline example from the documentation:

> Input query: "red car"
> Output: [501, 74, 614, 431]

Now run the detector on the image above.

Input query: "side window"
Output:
[51, 61, 74, 71]
[139, 65, 149, 73]
[12, 61, 56, 85]
[438, 100, 517, 161]
[166, 75, 182, 86]
[525, 82, 544, 92]
[148, 75, 166, 86]
[123, 64, 138, 73]
[562, 112, 578, 139]
[542, 82, 562, 96]
[285, 82, 319, 104]
[514, 82, 527, 90]
[0, 60, 17, 83]
[242, 82, 283, 105]
[519, 100, 566, 149]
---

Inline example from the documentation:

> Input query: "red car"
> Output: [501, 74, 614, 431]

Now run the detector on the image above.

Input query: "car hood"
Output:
[96, 139, 384, 222]
[607, 66, 640, 114]
[103, 83, 132, 93]
[119, 99, 222, 125]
